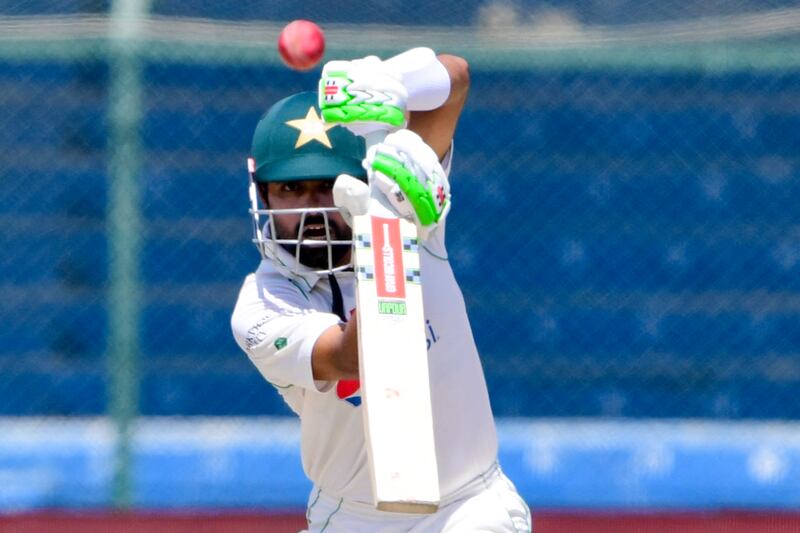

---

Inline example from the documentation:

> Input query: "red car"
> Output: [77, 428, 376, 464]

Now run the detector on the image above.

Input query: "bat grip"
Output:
[363, 129, 388, 149]
[362, 129, 395, 216]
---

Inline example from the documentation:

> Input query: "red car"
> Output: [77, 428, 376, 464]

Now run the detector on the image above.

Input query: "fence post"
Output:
[107, 0, 151, 510]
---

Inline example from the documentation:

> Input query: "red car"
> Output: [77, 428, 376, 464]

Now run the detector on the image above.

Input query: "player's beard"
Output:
[277, 212, 352, 270]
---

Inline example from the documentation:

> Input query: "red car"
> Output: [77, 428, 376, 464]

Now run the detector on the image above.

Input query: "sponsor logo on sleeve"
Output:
[336, 379, 361, 406]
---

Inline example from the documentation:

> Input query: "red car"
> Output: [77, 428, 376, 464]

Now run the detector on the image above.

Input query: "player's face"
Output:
[265, 179, 352, 270]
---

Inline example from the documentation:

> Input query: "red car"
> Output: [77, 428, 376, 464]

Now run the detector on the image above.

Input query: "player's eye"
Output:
[280, 182, 301, 193]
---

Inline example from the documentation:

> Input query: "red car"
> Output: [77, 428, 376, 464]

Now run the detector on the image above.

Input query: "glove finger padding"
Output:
[366, 130, 450, 240]
[319, 57, 408, 134]
[333, 174, 370, 227]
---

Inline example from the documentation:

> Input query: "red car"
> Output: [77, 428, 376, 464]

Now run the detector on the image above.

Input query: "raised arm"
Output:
[408, 54, 470, 161]
[308, 53, 467, 381]
[319, 49, 469, 162]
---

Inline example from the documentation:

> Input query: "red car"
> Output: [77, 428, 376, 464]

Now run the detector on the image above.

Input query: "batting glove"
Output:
[319, 56, 408, 135]
[332, 174, 369, 227]
[366, 129, 450, 240]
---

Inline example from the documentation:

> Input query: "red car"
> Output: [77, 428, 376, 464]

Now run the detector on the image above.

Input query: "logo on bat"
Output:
[372, 217, 406, 300]
[378, 300, 407, 315]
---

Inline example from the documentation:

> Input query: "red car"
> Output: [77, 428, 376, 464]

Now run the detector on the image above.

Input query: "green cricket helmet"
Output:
[250, 91, 366, 182]
[246, 91, 367, 275]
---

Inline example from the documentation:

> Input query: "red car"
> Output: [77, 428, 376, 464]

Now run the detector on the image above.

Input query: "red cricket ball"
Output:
[277, 20, 325, 71]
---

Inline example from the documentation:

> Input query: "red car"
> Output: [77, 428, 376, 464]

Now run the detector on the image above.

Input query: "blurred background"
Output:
[2, 0, 800, 531]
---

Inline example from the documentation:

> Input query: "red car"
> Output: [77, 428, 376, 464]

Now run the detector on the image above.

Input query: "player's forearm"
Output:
[311, 318, 359, 381]
[438, 54, 470, 105]
[408, 54, 470, 161]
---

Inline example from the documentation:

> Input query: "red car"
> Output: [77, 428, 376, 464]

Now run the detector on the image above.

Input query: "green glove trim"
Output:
[321, 104, 405, 127]
[371, 153, 439, 226]
[319, 73, 405, 127]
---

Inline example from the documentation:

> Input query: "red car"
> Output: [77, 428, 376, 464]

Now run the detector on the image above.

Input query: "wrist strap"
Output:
[384, 47, 450, 111]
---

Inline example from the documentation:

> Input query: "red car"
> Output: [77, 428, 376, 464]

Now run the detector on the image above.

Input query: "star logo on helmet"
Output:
[285, 106, 335, 149]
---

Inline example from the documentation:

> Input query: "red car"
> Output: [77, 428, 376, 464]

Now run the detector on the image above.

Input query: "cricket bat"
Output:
[353, 131, 440, 514]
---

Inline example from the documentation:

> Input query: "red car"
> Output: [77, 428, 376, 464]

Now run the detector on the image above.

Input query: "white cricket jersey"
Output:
[231, 158, 497, 505]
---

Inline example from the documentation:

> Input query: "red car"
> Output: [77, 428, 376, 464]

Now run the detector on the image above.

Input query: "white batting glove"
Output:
[365, 129, 450, 240]
[319, 56, 408, 136]
[332, 174, 369, 226]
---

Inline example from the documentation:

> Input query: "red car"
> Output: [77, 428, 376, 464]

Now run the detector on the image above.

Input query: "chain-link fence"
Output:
[3, 0, 800, 423]
[3, 0, 800, 517]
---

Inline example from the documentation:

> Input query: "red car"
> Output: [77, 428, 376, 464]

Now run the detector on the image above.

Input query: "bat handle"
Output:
[361, 129, 395, 216]
[363, 129, 388, 149]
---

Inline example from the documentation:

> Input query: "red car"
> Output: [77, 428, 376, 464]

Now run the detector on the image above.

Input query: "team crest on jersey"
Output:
[337, 379, 361, 406]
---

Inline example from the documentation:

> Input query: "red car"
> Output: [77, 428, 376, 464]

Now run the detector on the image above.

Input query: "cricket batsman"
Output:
[231, 48, 531, 532]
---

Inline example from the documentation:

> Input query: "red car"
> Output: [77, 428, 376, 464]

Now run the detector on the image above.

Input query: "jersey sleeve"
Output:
[231, 273, 340, 393]
[423, 140, 453, 255]
[441, 140, 453, 178]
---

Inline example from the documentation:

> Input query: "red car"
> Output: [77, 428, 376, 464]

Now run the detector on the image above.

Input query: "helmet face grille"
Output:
[248, 180, 353, 275]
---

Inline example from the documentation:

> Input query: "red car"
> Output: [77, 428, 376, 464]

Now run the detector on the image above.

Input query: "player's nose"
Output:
[306, 184, 334, 207]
